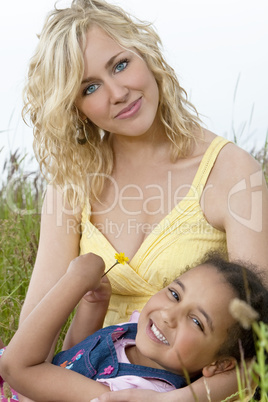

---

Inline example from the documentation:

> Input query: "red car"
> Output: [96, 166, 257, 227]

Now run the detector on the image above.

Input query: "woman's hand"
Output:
[90, 389, 180, 402]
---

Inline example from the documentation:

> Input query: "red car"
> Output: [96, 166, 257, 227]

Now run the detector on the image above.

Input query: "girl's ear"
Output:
[202, 357, 237, 377]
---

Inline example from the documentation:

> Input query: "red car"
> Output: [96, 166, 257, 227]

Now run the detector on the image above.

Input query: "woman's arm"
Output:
[204, 142, 268, 272]
[15, 185, 82, 402]
[20, 184, 82, 323]
[91, 369, 240, 402]
[0, 253, 111, 402]
[189, 143, 267, 400]
[190, 144, 267, 401]
[19, 185, 81, 353]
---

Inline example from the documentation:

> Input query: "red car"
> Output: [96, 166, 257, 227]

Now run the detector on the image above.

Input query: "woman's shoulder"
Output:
[196, 129, 261, 177]
[214, 138, 261, 180]
[43, 184, 82, 222]
[200, 132, 266, 234]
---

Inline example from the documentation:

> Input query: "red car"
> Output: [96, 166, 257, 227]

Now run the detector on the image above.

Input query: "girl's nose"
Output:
[161, 307, 178, 328]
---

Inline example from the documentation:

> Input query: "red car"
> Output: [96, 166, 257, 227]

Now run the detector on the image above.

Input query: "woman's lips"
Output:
[115, 97, 142, 119]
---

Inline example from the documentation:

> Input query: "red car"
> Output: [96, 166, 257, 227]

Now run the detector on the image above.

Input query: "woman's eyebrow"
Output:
[105, 51, 125, 69]
[81, 51, 125, 84]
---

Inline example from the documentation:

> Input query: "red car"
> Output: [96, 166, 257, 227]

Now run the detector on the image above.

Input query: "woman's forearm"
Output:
[181, 370, 240, 402]
[93, 371, 241, 402]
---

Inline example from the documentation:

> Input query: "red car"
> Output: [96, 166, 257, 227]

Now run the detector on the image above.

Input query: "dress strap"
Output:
[192, 136, 231, 201]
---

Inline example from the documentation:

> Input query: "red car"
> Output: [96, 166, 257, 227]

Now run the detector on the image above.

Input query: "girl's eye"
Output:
[115, 59, 128, 73]
[84, 84, 100, 95]
[192, 317, 204, 332]
[168, 288, 180, 302]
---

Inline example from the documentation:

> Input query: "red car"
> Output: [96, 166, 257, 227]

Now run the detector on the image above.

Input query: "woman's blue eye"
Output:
[85, 84, 99, 95]
[115, 60, 128, 73]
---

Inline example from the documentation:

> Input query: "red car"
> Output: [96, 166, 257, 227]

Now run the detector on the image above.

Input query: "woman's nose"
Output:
[107, 79, 129, 104]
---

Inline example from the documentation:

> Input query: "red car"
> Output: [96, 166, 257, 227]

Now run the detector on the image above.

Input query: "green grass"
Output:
[0, 150, 44, 345]
[0, 141, 267, 400]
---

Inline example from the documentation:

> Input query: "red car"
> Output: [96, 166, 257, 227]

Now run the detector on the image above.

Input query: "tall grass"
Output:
[0, 150, 44, 345]
[0, 140, 267, 399]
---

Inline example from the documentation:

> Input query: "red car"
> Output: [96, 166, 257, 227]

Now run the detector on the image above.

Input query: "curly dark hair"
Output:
[201, 252, 268, 362]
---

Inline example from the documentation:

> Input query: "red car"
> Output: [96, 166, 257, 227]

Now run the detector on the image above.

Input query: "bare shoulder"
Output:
[203, 139, 267, 231]
[210, 140, 262, 185]
[35, 183, 82, 270]
[43, 184, 82, 223]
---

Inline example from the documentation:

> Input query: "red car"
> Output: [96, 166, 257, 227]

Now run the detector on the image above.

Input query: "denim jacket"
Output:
[52, 323, 186, 389]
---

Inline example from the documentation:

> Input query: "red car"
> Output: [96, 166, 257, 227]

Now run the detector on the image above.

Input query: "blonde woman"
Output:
[17, 0, 267, 401]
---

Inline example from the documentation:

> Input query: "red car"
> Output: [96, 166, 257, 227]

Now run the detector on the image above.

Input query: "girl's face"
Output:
[75, 26, 160, 137]
[136, 264, 236, 377]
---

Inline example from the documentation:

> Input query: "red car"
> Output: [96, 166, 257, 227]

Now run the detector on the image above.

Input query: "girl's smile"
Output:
[147, 320, 169, 345]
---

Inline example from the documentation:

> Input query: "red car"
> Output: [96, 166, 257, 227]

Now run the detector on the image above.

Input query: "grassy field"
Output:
[0, 141, 267, 400]
[0, 150, 44, 345]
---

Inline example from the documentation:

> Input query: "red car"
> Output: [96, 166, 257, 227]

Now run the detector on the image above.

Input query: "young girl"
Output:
[16, 0, 268, 400]
[1, 253, 267, 402]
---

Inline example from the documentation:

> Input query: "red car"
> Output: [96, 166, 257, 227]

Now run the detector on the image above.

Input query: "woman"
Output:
[18, 0, 268, 400]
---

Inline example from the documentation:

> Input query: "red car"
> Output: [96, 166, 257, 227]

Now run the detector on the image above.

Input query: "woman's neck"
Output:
[111, 130, 171, 167]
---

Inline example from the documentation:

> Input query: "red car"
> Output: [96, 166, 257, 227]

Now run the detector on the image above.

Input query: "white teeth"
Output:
[151, 323, 169, 344]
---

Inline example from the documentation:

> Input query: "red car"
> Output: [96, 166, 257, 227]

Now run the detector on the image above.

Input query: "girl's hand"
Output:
[83, 274, 111, 304]
[63, 253, 111, 349]
[67, 253, 105, 291]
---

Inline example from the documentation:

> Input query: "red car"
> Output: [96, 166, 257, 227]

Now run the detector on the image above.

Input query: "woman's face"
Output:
[75, 26, 160, 137]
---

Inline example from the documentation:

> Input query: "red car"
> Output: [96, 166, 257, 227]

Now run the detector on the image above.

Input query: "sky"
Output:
[1, 0, 268, 172]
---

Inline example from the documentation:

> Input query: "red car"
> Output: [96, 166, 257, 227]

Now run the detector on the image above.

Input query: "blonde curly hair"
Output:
[23, 0, 201, 208]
